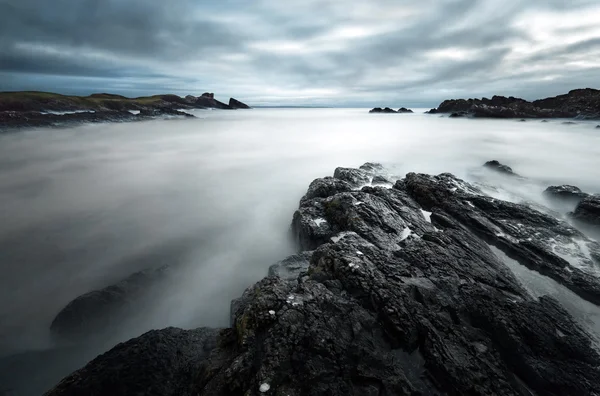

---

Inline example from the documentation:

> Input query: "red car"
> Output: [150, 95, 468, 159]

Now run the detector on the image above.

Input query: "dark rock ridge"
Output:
[229, 98, 251, 109]
[46, 164, 600, 396]
[427, 88, 600, 119]
[50, 265, 171, 341]
[483, 160, 519, 177]
[195, 93, 232, 109]
[369, 107, 396, 113]
[544, 185, 589, 206]
[0, 91, 251, 130]
[571, 195, 600, 227]
[45, 327, 219, 396]
[369, 107, 413, 113]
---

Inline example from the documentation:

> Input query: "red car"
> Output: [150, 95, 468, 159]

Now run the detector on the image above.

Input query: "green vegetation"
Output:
[0, 91, 181, 112]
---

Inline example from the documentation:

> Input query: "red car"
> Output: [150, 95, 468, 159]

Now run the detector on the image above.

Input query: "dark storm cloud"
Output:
[0, 0, 598, 105]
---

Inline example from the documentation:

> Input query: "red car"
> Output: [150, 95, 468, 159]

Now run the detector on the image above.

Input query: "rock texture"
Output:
[45, 328, 219, 396]
[50, 266, 171, 341]
[544, 185, 589, 206]
[428, 88, 600, 119]
[45, 164, 600, 396]
[571, 195, 600, 227]
[229, 98, 251, 109]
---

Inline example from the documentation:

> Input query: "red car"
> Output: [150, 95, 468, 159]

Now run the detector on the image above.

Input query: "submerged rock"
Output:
[544, 185, 589, 206]
[45, 163, 600, 396]
[571, 195, 600, 227]
[483, 160, 518, 176]
[50, 266, 171, 341]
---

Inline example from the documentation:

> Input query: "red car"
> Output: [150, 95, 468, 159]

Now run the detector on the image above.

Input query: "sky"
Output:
[1, 0, 599, 107]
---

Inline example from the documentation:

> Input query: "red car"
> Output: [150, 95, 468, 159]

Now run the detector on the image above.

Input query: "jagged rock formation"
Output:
[571, 195, 600, 227]
[45, 164, 600, 396]
[427, 88, 600, 119]
[229, 98, 251, 109]
[195, 93, 232, 109]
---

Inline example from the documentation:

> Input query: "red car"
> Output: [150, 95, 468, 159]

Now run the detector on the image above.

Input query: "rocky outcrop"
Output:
[195, 94, 232, 110]
[45, 327, 219, 396]
[45, 164, 600, 396]
[369, 107, 396, 113]
[544, 185, 589, 206]
[50, 266, 171, 341]
[428, 88, 600, 119]
[0, 90, 250, 130]
[229, 98, 251, 109]
[483, 160, 519, 176]
[0, 108, 194, 130]
[571, 195, 600, 227]
[369, 107, 413, 113]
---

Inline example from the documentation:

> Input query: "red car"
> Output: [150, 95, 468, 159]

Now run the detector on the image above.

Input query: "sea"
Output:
[1, 108, 599, 394]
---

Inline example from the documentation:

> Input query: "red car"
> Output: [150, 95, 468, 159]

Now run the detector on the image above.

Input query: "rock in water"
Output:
[229, 98, 251, 109]
[369, 107, 396, 113]
[544, 185, 589, 206]
[50, 266, 171, 341]
[483, 160, 518, 176]
[45, 164, 600, 396]
[571, 195, 600, 227]
[44, 328, 219, 396]
[397, 107, 413, 113]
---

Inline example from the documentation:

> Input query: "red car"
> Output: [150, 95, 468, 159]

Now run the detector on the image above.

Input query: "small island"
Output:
[369, 107, 414, 113]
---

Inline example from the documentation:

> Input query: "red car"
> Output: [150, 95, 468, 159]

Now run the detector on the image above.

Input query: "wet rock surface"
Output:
[571, 195, 600, 227]
[45, 163, 600, 396]
[544, 185, 589, 206]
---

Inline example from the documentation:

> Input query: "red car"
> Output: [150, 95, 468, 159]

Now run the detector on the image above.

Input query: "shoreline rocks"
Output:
[0, 91, 251, 131]
[426, 88, 600, 119]
[45, 163, 600, 396]
[571, 195, 600, 227]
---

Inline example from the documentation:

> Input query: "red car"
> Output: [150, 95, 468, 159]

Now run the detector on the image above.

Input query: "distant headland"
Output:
[0, 92, 251, 130]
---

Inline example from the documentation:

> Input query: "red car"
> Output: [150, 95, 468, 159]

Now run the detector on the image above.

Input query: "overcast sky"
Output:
[1, 0, 599, 106]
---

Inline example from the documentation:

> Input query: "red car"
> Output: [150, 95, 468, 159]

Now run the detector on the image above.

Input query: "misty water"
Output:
[1, 108, 600, 393]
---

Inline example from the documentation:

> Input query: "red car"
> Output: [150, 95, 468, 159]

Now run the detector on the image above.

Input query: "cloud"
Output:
[0, 0, 599, 106]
